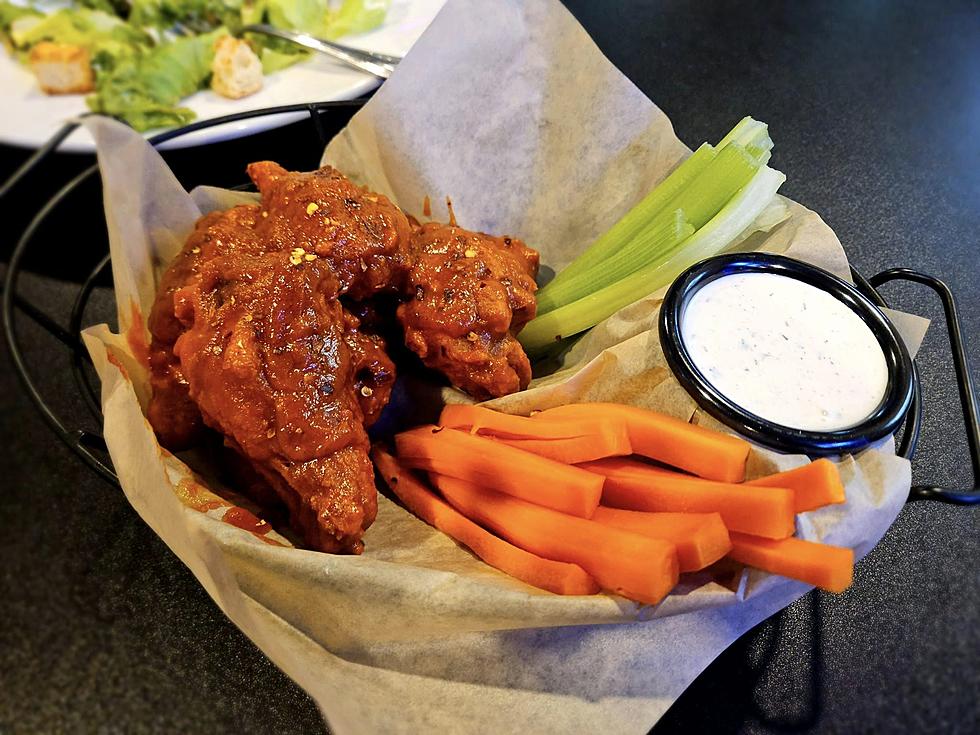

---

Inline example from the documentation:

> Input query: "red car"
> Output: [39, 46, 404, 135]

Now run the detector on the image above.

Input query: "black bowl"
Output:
[659, 253, 914, 456]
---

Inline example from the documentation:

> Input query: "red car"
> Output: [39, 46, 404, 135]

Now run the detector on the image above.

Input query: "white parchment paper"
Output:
[81, 0, 929, 732]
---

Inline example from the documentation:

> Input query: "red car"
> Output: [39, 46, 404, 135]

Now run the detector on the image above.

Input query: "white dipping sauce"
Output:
[680, 272, 888, 431]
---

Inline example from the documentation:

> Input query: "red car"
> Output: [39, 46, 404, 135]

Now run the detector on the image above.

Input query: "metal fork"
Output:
[240, 24, 400, 79]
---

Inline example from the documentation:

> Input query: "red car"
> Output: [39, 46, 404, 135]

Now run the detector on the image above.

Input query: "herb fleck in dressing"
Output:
[681, 272, 888, 432]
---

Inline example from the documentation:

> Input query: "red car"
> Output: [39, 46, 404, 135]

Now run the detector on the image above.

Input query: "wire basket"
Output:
[3, 102, 978, 503]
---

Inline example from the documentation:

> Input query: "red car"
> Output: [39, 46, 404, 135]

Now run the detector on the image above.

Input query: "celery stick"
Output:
[643, 166, 787, 286]
[548, 142, 717, 286]
[536, 209, 693, 314]
[655, 142, 758, 230]
[554, 118, 770, 290]
[520, 165, 786, 353]
[538, 142, 758, 313]
[549, 118, 770, 293]
[717, 116, 773, 166]
[538, 143, 759, 314]
[718, 116, 772, 155]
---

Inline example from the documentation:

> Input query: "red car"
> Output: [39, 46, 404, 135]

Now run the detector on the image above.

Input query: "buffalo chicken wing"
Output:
[172, 250, 384, 553]
[397, 222, 539, 399]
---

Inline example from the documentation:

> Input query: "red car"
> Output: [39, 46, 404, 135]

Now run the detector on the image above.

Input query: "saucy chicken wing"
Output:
[172, 250, 385, 553]
[146, 166, 403, 552]
[147, 205, 265, 450]
[397, 222, 539, 399]
[247, 161, 413, 300]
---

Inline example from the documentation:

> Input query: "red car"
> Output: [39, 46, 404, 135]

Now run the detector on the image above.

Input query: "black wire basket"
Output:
[3, 102, 979, 504]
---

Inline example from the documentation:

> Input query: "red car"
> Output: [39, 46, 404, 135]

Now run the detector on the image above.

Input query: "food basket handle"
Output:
[868, 269, 980, 504]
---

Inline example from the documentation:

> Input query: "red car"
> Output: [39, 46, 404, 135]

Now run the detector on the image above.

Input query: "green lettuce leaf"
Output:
[252, 0, 388, 74]
[87, 28, 226, 131]
[265, 0, 388, 39]
[0, 2, 41, 31]
[321, 0, 388, 39]
[260, 44, 309, 73]
[128, 0, 244, 31]
[240, 0, 267, 25]
[9, 7, 148, 50]
[243, 24, 309, 72]
[0, 2, 39, 51]
[265, 0, 326, 33]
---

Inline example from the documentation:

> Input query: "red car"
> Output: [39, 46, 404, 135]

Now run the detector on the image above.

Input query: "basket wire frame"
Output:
[2, 101, 978, 504]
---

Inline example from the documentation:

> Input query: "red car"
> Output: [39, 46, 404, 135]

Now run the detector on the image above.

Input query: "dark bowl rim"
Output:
[659, 252, 915, 456]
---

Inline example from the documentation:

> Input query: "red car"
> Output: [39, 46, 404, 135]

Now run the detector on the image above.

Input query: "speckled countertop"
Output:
[1, 1, 978, 733]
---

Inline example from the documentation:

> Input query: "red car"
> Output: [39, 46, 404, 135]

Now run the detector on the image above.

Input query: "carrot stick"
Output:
[432, 474, 679, 606]
[495, 420, 632, 463]
[748, 459, 846, 513]
[372, 449, 600, 596]
[440, 405, 632, 463]
[590, 507, 731, 572]
[440, 404, 594, 440]
[728, 532, 854, 593]
[533, 403, 749, 482]
[580, 457, 795, 539]
[395, 426, 603, 518]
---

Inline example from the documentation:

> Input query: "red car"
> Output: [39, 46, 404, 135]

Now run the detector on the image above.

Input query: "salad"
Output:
[0, 0, 389, 130]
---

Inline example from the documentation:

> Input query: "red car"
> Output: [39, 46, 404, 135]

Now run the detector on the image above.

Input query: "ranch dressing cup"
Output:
[659, 253, 914, 456]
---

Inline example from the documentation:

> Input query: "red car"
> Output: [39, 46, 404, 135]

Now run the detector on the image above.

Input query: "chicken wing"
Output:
[397, 222, 539, 399]
[247, 161, 413, 300]
[147, 204, 265, 450]
[172, 249, 381, 553]
[146, 165, 403, 552]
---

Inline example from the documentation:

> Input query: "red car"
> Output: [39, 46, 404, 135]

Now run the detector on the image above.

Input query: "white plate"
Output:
[0, 0, 445, 151]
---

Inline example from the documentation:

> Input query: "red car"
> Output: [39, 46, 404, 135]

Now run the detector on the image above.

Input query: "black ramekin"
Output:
[659, 252, 914, 456]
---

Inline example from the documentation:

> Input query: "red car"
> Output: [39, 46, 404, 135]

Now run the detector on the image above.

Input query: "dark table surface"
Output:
[2, 1, 979, 733]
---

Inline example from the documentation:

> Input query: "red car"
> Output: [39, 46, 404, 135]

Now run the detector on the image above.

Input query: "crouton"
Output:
[211, 36, 263, 100]
[28, 42, 95, 95]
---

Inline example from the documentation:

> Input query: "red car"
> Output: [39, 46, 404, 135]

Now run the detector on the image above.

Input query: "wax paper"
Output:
[81, 0, 929, 731]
